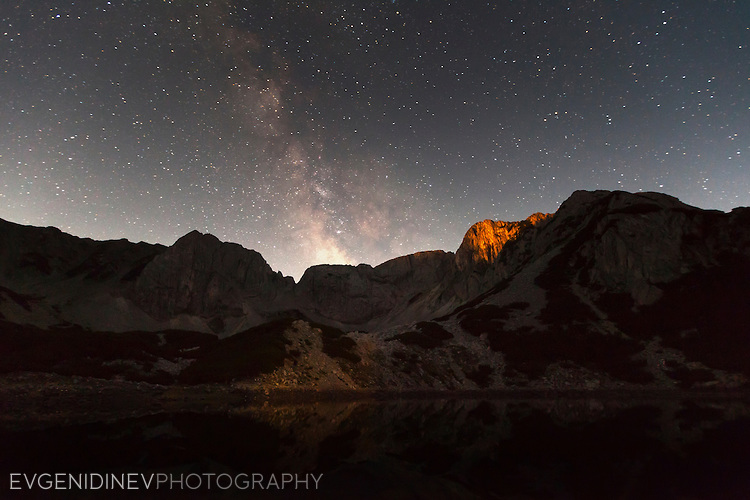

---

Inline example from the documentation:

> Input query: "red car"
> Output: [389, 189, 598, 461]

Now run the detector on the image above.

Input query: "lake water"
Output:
[2, 396, 749, 499]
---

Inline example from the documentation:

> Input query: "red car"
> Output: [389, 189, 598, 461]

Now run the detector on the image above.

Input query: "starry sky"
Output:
[1, 1, 748, 280]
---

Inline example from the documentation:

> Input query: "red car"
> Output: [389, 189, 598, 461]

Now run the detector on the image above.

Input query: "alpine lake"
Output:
[2, 388, 750, 499]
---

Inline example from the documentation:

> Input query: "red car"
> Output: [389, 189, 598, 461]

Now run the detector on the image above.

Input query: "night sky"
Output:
[1, 1, 748, 280]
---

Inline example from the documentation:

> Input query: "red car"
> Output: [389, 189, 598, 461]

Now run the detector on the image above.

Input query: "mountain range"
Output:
[1, 190, 749, 391]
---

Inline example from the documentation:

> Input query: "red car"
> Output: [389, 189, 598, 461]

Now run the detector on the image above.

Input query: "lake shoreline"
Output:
[2, 371, 750, 428]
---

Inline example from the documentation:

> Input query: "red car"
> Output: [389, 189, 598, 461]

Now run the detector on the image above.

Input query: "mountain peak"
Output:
[174, 229, 221, 247]
[559, 190, 695, 218]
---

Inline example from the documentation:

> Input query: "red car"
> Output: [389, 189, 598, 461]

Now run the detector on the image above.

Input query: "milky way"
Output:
[1, 1, 748, 279]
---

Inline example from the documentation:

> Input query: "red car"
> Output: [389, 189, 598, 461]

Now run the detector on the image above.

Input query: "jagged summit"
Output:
[174, 229, 218, 245]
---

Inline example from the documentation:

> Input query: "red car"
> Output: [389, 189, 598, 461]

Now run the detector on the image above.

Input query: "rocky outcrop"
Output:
[295, 250, 455, 329]
[525, 190, 750, 304]
[0, 218, 167, 330]
[133, 230, 294, 326]
[455, 212, 552, 273]
[0, 218, 163, 285]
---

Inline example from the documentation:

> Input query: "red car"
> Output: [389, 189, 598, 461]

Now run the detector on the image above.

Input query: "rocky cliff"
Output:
[133, 230, 294, 331]
[295, 250, 457, 329]
[455, 212, 552, 272]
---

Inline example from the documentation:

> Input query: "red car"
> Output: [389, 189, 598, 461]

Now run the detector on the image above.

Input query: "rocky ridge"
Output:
[1, 190, 749, 391]
[0, 206, 546, 333]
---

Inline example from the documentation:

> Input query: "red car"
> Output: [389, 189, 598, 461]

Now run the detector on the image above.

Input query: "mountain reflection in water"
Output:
[2, 397, 749, 499]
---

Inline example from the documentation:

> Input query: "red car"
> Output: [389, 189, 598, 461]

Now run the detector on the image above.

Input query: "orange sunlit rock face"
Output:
[455, 212, 552, 272]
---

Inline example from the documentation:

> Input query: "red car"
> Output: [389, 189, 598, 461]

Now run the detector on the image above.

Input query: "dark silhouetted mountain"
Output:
[133, 229, 294, 330]
[295, 250, 456, 328]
